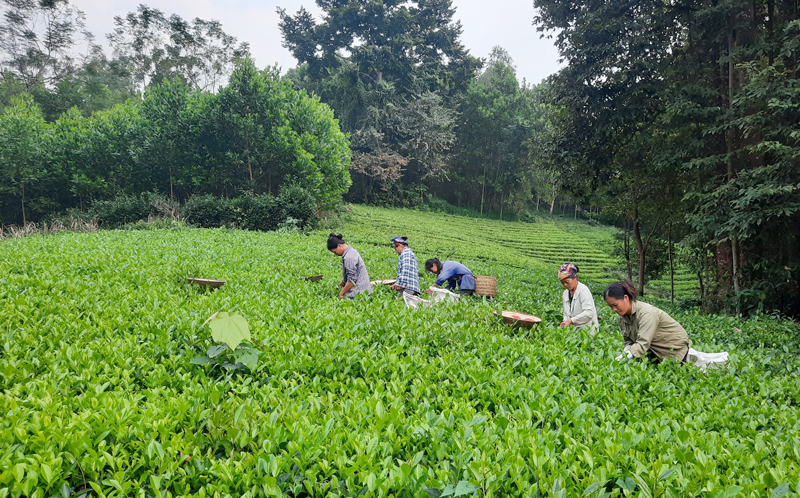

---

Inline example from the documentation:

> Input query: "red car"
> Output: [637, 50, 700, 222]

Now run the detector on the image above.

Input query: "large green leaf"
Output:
[207, 312, 251, 351]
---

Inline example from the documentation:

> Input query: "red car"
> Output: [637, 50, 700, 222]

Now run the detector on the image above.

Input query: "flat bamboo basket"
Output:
[370, 279, 397, 286]
[474, 275, 497, 297]
[301, 274, 323, 282]
[186, 278, 226, 288]
[494, 310, 542, 328]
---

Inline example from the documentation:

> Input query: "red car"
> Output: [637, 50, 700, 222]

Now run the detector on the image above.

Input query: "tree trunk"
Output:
[536, 196, 540, 211]
[633, 218, 646, 296]
[248, 155, 254, 183]
[727, 31, 741, 310]
[169, 166, 174, 199]
[574, 204, 578, 220]
[623, 221, 633, 282]
[21, 183, 26, 225]
[549, 196, 555, 215]
[499, 194, 503, 220]
[480, 164, 487, 214]
[668, 223, 675, 302]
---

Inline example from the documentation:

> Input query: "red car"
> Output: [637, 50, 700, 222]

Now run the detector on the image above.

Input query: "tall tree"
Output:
[278, 0, 479, 96]
[0, 0, 93, 87]
[107, 5, 250, 94]
[0, 94, 48, 224]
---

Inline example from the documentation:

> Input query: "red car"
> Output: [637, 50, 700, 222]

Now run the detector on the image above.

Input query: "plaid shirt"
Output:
[342, 246, 372, 297]
[396, 247, 420, 293]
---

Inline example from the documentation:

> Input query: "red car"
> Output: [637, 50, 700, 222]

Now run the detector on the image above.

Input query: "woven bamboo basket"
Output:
[474, 275, 497, 297]
[494, 310, 542, 328]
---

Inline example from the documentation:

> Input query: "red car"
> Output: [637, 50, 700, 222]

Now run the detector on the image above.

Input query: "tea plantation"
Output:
[2, 206, 799, 497]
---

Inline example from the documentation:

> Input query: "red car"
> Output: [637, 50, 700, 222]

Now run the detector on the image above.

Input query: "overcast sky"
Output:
[70, 0, 562, 85]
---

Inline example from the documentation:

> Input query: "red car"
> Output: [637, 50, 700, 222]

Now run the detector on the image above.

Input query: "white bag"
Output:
[686, 347, 729, 371]
[428, 287, 461, 304]
[403, 292, 431, 309]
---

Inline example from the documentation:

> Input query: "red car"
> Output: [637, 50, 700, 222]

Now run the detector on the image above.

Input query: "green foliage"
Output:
[533, 0, 800, 316]
[183, 191, 318, 232]
[182, 195, 237, 228]
[278, 184, 319, 229]
[107, 4, 250, 93]
[191, 312, 261, 371]
[0, 94, 50, 224]
[0, 60, 351, 224]
[89, 194, 155, 228]
[1, 206, 799, 496]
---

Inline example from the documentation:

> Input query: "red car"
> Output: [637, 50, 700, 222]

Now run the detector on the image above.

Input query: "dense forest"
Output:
[1, 0, 798, 317]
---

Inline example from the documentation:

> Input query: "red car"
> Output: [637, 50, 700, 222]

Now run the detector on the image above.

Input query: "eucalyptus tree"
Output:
[0, 0, 93, 87]
[107, 5, 250, 94]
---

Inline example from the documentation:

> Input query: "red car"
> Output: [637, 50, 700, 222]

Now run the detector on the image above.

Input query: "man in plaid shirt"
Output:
[389, 236, 420, 296]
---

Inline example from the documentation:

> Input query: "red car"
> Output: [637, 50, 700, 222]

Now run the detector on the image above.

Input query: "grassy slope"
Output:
[0, 207, 798, 497]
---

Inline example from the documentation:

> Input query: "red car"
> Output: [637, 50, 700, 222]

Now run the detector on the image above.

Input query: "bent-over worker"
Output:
[604, 281, 690, 362]
[327, 233, 372, 299]
[424, 258, 475, 295]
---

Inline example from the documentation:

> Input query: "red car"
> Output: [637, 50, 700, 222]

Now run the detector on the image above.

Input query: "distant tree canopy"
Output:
[108, 5, 251, 93]
[278, 0, 480, 96]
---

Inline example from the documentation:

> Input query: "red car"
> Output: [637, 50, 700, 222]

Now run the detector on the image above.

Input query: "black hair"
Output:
[604, 280, 637, 301]
[425, 258, 441, 273]
[327, 233, 345, 250]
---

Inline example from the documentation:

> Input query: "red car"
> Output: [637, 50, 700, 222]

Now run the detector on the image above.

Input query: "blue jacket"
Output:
[435, 261, 475, 291]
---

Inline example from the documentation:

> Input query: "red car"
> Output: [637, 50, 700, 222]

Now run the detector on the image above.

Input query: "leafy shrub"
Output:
[231, 194, 283, 231]
[121, 219, 185, 231]
[182, 195, 236, 228]
[184, 191, 317, 231]
[191, 312, 261, 371]
[89, 194, 154, 228]
[278, 184, 318, 229]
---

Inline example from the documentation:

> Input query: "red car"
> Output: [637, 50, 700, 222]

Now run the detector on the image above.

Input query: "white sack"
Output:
[429, 287, 461, 304]
[403, 293, 431, 309]
[686, 347, 729, 371]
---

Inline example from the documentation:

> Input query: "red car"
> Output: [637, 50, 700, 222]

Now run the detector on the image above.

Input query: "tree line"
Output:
[0, 2, 350, 224]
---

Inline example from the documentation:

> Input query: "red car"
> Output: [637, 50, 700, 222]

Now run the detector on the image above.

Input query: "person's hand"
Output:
[425, 287, 433, 295]
[338, 291, 345, 299]
[615, 346, 633, 362]
[338, 280, 345, 287]
[390, 284, 401, 291]
[560, 319, 573, 329]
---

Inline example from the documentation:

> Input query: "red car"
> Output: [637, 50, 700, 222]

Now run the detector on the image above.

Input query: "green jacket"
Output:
[617, 301, 691, 360]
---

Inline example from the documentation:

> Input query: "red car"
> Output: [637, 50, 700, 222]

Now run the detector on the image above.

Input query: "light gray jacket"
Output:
[562, 282, 599, 335]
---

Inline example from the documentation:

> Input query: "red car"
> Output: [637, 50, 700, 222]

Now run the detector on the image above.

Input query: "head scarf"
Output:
[558, 262, 579, 280]
[390, 236, 409, 247]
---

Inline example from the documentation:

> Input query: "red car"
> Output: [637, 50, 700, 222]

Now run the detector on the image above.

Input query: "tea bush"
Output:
[1, 206, 798, 497]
